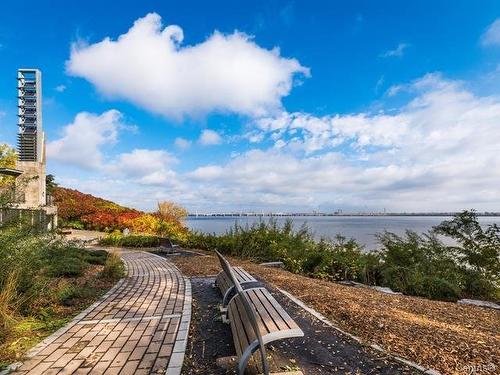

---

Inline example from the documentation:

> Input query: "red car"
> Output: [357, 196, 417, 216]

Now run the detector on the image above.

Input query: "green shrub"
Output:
[45, 245, 89, 278]
[0, 224, 110, 336]
[0, 272, 19, 333]
[121, 235, 160, 247]
[461, 270, 500, 301]
[50, 258, 85, 277]
[60, 220, 85, 230]
[57, 284, 78, 306]
[184, 219, 377, 283]
[434, 210, 500, 291]
[419, 276, 461, 302]
[83, 249, 109, 265]
[98, 232, 161, 248]
[100, 252, 125, 280]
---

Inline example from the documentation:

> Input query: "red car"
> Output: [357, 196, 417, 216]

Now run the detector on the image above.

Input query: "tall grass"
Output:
[0, 223, 124, 338]
[100, 251, 125, 280]
[0, 272, 18, 332]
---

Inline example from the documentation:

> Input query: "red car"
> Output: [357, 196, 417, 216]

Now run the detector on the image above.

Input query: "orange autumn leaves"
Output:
[53, 187, 188, 240]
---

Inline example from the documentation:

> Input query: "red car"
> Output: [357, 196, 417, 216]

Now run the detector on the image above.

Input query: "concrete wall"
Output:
[0, 207, 57, 231]
[15, 160, 46, 208]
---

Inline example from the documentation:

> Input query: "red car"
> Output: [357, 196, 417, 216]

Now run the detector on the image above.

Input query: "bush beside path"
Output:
[0, 226, 124, 370]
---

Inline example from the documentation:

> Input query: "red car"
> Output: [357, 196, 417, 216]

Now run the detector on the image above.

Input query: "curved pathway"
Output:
[13, 251, 191, 375]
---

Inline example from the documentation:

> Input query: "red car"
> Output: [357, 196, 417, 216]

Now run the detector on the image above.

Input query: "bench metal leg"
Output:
[238, 340, 260, 375]
[222, 286, 235, 307]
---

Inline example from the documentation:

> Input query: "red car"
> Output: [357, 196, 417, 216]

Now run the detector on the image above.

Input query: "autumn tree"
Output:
[157, 201, 188, 222]
[0, 144, 17, 207]
[46, 174, 58, 194]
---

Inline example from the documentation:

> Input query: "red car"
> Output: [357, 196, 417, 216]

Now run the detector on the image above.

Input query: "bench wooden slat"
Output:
[234, 266, 254, 282]
[215, 250, 303, 375]
[228, 287, 302, 341]
[261, 288, 300, 330]
[215, 266, 261, 307]
[249, 288, 289, 332]
[229, 296, 250, 357]
[247, 289, 281, 333]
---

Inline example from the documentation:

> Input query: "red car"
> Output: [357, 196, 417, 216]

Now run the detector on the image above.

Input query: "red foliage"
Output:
[53, 187, 143, 231]
[53, 187, 187, 235]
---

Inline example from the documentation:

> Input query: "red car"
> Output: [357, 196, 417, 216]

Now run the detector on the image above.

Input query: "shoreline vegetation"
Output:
[48, 185, 499, 303]
[101, 209, 500, 303]
[50, 185, 500, 299]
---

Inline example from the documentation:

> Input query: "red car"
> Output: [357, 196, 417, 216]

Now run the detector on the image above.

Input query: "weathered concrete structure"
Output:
[0, 69, 57, 229]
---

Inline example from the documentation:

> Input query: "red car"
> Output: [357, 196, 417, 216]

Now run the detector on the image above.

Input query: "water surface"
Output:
[186, 215, 500, 251]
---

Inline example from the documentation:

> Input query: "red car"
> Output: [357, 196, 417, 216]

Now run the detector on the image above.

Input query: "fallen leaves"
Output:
[171, 252, 500, 375]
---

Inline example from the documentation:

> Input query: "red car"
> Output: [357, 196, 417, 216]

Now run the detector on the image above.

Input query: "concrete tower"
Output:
[16, 68, 47, 208]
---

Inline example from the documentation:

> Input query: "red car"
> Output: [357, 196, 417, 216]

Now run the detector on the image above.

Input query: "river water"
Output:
[185, 215, 500, 251]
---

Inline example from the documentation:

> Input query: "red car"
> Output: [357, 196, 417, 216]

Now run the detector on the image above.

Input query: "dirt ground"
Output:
[62, 229, 106, 242]
[168, 251, 500, 375]
[182, 276, 420, 374]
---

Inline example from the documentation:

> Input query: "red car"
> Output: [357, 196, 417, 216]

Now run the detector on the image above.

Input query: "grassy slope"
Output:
[53, 187, 134, 211]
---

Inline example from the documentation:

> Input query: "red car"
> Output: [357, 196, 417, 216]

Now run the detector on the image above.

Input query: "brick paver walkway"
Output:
[13, 251, 191, 375]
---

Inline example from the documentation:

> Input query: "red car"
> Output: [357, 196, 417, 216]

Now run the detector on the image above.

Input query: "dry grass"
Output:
[0, 272, 19, 333]
[170, 251, 500, 375]
[0, 264, 117, 369]
[100, 251, 125, 280]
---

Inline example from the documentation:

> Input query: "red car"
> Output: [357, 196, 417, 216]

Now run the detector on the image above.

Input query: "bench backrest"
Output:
[159, 238, 173, 248]
[215, 251, 270, 375]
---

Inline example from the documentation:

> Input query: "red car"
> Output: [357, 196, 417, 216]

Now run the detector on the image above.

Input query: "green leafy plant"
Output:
[100, 252, 125, 280]
[99, 232, 161, 247]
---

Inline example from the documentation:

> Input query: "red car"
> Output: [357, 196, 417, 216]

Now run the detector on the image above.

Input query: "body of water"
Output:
[185, 215, 500, 251]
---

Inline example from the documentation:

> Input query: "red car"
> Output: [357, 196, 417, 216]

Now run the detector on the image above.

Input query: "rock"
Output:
[371, 286, 403, 295]
[259, 261, 285, 268]
[457, 299, 500, 310]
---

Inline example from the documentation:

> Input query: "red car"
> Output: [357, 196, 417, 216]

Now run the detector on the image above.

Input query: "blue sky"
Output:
[1, 1, 500, 212]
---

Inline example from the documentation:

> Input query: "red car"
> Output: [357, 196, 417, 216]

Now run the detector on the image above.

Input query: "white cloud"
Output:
[380, 42, 410, 58]
[55, 84, 66, 92]
[481, 18, 500, 47]
[188, 73, 500, 211]
[174, 137, 192, 150]
[47, 110, 122, 169]
[47, 110, 179, 188]
[198, 129, 222, 145]
[107, 149, 178, 186]
[66, 13, 309, 119]
[48, 73, 500, 212]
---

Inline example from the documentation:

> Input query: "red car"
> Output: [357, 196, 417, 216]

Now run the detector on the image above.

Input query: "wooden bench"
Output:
[158, 237, 180, 253]
[216, 265, 262, 307]
[215, 251, 304, 375]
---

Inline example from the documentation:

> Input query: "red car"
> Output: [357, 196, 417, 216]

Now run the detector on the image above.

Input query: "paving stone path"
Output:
[13, 251, 191, 375]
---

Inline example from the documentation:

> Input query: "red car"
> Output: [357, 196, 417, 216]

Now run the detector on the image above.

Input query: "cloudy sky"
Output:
[1, 1, 500, 213]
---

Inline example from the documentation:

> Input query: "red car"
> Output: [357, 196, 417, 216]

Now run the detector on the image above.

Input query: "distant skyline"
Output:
[1, 1, 500, 212]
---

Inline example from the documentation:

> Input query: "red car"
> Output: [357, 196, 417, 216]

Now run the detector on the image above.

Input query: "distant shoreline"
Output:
[188, 212, 500, 217]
